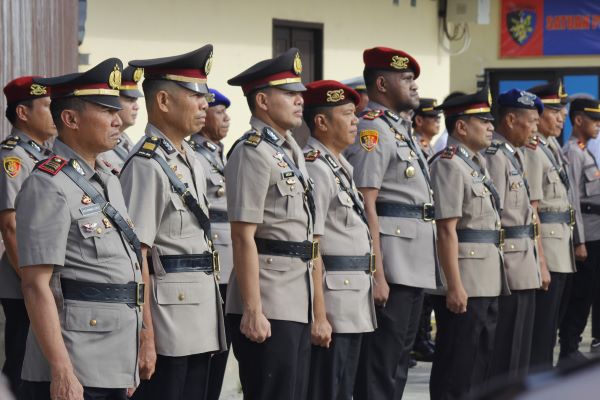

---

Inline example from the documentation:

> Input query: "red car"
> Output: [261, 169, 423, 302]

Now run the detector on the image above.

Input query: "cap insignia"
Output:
[293, 53, 303, 75]
[326, 89, 345, 103]
[390, 55, 409, 70]
[108, 64, 122, 90]
[29, 84, 47, 96]
[517, 91, 536, 107]
[205, 52, 213, 75]
[133, 68, 144, 83]
[206, 92, 216, 103]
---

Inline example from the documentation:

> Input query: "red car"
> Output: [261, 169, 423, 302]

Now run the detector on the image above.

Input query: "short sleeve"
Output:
[431, 159, 464, 220]
[346, 120, 392, 189]
[0, 154, 33, 211]
[305, 161, 336, 236]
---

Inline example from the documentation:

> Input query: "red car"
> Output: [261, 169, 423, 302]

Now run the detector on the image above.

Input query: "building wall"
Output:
[81, 0, 450, 148]
[450, 0, 600, 93]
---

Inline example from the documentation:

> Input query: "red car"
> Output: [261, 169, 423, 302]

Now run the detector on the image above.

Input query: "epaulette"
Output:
[525, 136, 539, 150]
[304, 149, 320, 162]
[384, 110, 400, 122]
[159, 138, 176, 154]
[362, 110, 384, 120]
[244, 132, 262, 147]
[136, 136, 160, 158]
[204, 141, 218, 151]
[1, 135, 20, 150]
[578, 140, 586, 150]
[187, 139, 198, 150]
[36, 156, 68, 176]
[485, 141, 502, 155]
[441, 146, 457, 159]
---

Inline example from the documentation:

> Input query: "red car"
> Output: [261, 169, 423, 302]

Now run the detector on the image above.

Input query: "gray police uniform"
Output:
[225, 116, 314, 400]
[17, 138, 142, 389]
[429, 137, 506, 400]
[559, 135, 600, 356]
[415, 132, 434, 159]
[345, 101, 439, 399]
[97, 132, 134, 175]
[485, 132, 541, 380]
[303, 136, 376, 400]
[0, 128, 51, 392]
[524, 134, 576, 369]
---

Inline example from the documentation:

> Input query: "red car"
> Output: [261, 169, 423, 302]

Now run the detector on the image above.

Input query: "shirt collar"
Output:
[250, 116, 287, 147]
[51, 138, 97, 180]
[145, 123, 186, 161]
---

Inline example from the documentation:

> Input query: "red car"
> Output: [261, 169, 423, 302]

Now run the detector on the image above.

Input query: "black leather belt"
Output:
[254, 237, 318, 262]
[504, 224, 538, 239]
[321, 254, 375, 273]
[210, 210, 229, 223]
[539, 209, 575, 225]
[61, 278, 144, 306]
[581, 203, 600, 215]
[456, 229, 504, 246]
[376, 202, 435, 221]
[147, 253, 219, 275]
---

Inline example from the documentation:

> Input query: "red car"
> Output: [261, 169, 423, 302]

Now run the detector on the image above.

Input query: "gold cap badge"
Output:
[293, 53, 303, 75]
[390, 55, 409, 70]
[133, 68, 144, 83]
[108, 64, 122, 90]
[326, 89, 345, 103]
[29, 84, 47, 96]
[205, 52, 213, 75]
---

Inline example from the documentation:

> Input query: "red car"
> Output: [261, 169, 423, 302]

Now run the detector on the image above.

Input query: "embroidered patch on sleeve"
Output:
[359, 130, 379, 152]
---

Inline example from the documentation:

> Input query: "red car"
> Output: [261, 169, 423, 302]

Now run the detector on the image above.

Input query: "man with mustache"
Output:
[120, 46, 226, 400]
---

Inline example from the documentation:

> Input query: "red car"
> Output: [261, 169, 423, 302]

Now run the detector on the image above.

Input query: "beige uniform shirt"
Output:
[345, 101, 438, 289]
[120, 124, 225, 357]
[225, 116, 314, 323]
[0, 128, 51, 299]
[484, 132, 541, 290]
[303, 137, 376, 333]
[523, 134, 575, 273]
[189, 133, 232, 283]
[16, 139, 142, 388]
[98, 132, 135, 175]
[431, 137, 506, 297]
[562, 135, 600, 243]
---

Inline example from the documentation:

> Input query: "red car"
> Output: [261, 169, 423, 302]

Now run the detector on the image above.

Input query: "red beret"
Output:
[3, 76, 50, 104]
[303, 80, 360, 108]
[363, 47, 420, 79]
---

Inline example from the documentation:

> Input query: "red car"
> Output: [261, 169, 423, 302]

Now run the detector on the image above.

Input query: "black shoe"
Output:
[408, 357, 417, 368]
[557, 350, 588, 368]
[412, 340, 435, 362]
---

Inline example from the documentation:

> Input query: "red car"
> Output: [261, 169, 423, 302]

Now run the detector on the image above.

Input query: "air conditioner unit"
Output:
[445, 0, 490, 24]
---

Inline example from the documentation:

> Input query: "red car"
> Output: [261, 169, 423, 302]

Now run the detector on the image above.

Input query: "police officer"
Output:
[97, 65, 143, 175]
[341, 76, 369, 115]
[301, 80, 377, 400]
[412, 97, 441, 159]
[17, 59, 143, 400]
[188, 88, 232, 400]
[558, 98, 600, 364]
[429, 88, 506, 400]
[0, 76, 56, 395]
[523, 81, 576, 370]
[225, 48, 315, 400]
[345, 47, 439, 399]
[485, 89, 546, 379]
[119, 46, 226, 400]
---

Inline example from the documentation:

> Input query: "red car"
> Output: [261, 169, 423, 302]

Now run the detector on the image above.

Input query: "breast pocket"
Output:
[470, 182, 494, 216]
[77, 214, 119, 263]
[335, 191, 357, 228]
[168, 193, 202, 239]
[506, 175, 525, 209]
[584, 165, 600, 197]
[274, 178, 306, 219]
[544, 168, 564, 200]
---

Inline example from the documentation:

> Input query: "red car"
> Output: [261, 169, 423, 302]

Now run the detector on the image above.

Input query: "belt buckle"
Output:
[212, 250, 221, 281]
[180, 189, 192, 201]
[569, 207, 576, 226]
[136, 282, 146, 306]
[422, 203, 434, 221]
[311, 241, 320, 260]
[369, 254, 376, 274]
[499, 229, 505, 249]
[533, 222, 540, 238]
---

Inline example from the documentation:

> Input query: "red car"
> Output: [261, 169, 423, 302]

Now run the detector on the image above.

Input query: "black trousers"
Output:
[593, 287, 600, 339]
[429, 295, 498, 400]
[20, 381, 127, 400]
[206, 284, 231, 400]
[559, 240, 600, 354]
[227, 314, 310, 400]
[131, 353, 210, 400]
[308, 333, 363, 400]
[530, 272, 570, 370]
[354, 284, 423, 400]
[414, 294, 434, 344]
[1, 298, 30, 396]
[490, 289, 536, 380]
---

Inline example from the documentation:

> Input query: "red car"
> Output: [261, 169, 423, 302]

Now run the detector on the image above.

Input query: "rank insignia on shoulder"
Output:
[384, 110, 400, 122]
[1, 136, 20, 150]
[362, 110, 383, 120]
[137, 137, 160, 158]
[262, 127, 280, 143]
[324, 154, 339, 169]
[3, 156, 21, 178]
[504, 142, 515, 153]
[304, 149, 320, 161]
[441, 146, 457, 159]
[204, 141, 217, 151]
[525, 136, 539, 150]
[29, 140, 41, 152]
[244, 133, 262, 147]
[70, 159, 85, 175]
[578, 140, 586, 150]
[485, 142, 501, 154]
[37, 156, 68, 175]
[187, 139, 198, 149]
[458, 146, 469, 159]
[360, 130, 379, 151]
[160, 138, 176, 154]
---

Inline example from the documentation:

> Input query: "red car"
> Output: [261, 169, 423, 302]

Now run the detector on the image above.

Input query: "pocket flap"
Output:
[211, 225, 231, 245]
[546, 169, 561, 183]
[337, 191, 353, 208]
[209, 172, 225, 186]
[540, 223, 567, 239]
[325, 273, 370, 291]
[77, 216, 114, 238]
[64, 305, 120, 332]
[155, 281, 206, 305]
[458, 243, 492, 259]
[276, 178, 303, 197]
[169, 193, 186, 211]
[503, 238, 529, 253]
[258, 254, 294, 271]
[379, 217, 417, 238]
[471, 183, 487, 197]
[508, 175, 523, 191]
[584, 165, 600, 181]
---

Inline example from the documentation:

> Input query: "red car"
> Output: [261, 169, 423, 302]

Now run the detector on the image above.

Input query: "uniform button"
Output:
[178, 293, 185, 301]
[432, 220, 436, 225]
[267, 258, 273, 264]
[395, 228, 401, 235]
[469, 250, 475, 256]
[290, 185, 295, 191]
[89, 319, 97, 327]
[510, 244, 515, 249]
[95, 228, 103, 234]
[344, 279, 350, 286]
[550, 230, 555, 235]
[483, 188, 489, 193]
[213, 233, 219, 240]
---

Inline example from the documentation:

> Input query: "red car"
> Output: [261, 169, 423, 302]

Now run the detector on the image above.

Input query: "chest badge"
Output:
[81, 195, 92, 205]
[273, 152, 288, 168]
[102, 218, 113, 229]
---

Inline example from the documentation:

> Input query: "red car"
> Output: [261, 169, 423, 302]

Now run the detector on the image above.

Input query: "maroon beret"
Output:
[3, 76, 50, 104]
[303, 80, 360, 108]
[363, 47, 420, 79]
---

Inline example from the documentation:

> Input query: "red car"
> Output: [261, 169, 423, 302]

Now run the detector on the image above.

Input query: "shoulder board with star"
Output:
[244, 131, 262, 147]
[525, 136, 539, 150]
[203, 141, 218, 151]
[36, 156, 68, 176]
[384, 110, 400, 122]
[159, 138, 176, 154]
[135, 136, 160, 159]
[304, 149, 320, 162]
[187, 139, 199, 150]
[1, 135, 20, 150]
[485, 141, 502, 155]
[324, 154, 339, 169]
[362, 110, 384, 120]
[441, 146, 457, 159]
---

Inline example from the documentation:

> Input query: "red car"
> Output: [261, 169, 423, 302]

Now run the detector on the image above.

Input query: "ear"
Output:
[574, 114, 583, 127]
[14, 104, 29, 122]
[314, 114, 328, 131]
[61, 109, 79, 130]
[375, 75, 387, 93]
[414, 115, 424, 127]
[255, 92, 268, 112]
[454, 118, 468, 139]
[155, 90, 170, 113]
